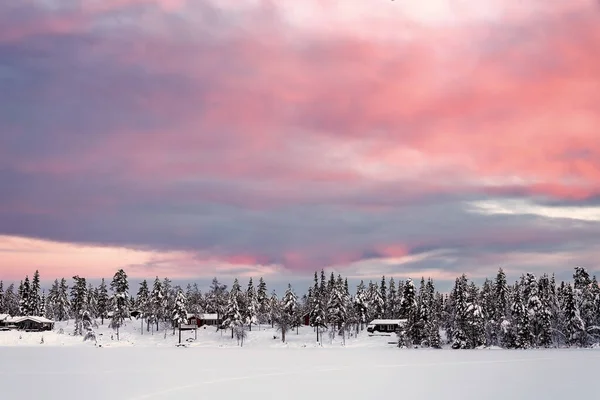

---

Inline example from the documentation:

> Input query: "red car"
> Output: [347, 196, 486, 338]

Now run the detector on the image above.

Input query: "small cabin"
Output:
[5, 316, 55, 331]
[367, 319, 407, 334]
[186, 313, 221, 327]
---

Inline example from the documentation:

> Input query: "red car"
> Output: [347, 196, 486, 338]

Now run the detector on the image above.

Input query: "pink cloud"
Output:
[7, 1, 598, 204]
[0, 235, 282, 281]
[2, 0, 600, 279]
[67, 1, 596, 204]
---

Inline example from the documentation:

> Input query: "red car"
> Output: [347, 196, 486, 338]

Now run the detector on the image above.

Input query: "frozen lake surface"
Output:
[2, 323, 599, 399]
[2, 346, 599, 400]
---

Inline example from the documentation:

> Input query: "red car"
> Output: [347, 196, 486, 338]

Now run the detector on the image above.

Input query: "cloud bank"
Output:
[1, 0, 599, 284]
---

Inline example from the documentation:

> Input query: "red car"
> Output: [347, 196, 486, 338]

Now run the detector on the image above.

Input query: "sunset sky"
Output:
[1, 0, 599, 291]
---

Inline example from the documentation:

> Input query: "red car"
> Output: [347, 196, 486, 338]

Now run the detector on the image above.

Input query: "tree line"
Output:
[0, 267, 599, 348]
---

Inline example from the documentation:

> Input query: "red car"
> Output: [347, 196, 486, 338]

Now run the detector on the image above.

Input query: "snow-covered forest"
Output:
[1, 267, 599, 349]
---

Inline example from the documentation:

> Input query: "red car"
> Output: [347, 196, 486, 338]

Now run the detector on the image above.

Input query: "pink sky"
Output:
[0, 0, 599, 285]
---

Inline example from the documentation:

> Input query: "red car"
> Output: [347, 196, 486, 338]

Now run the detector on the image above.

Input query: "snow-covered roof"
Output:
[0, 314, 10, 321]
[6, 316, 54, 324]
[186, 313, 219, 320]
[368, 319, 407, 325]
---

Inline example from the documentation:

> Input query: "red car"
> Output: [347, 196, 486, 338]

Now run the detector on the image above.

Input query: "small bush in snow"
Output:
[234, 324, 247, 347]
[84, 330, 97, 343]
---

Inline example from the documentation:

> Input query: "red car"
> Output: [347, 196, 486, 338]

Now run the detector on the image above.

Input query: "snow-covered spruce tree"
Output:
[87, 285, 98, 319]
[46, 279, 60, 321]
[413, 278, 428, 345]
[354, 280, 368, 331]
[464, 282, 485, 348]
[168, 286, 182, 334]
[198, 287, 208, 313]
[327, 272, 335, 297]
[30, 270, 42, 316]
[110, 269, 130, 340]
[399, 278, 418, 347]
[45, 280, 57, 320]
[71, 276, 89, 336]
[310, 272, 327, 342]
[70, 276, 87, 312]
[97, 278, 109, 325]
[450, 275, 469, 349]
[0, 281, 5, 314]
[256, 277, 268, 325]
[150, 277, 165, 332]
[563, 283, 585, 347]
[129, 295, 135, 312]
[184, 284, 193, 312]
[4, 284, 20, 316]
[245, 278, 258, 330]
[425, 283, 443, 350]
[136, 280, 150, 334]
[172, 288, 187, 344]
[427, 316, 442, 348]
[327, 281, 348, 344]
[222, 279, 243, 338]
[19, 276, 31, 316]
[387, 277, 397, 319]
[380, 276, 387, 319]
[207, 277, 228, 326]
[268, 290, 279, 328]
[592, 276, 600, 340]
[40, 291, 46, 318]
[480, 278, 497, 346]
[185, 283, 203, 315]
[367, 281, 384, 321]
[511, 289, 531, 349]
[396, 280, 405, 312]
[81, 309, 97, 343]
[319, 269, 327, 300]
[420, 278, 439, 348]
[236, 288, 248, 328]
[554, 279, 569, 346]
[440, 292, 453, 345]
[162, 278, 175, 326]
[523, 273, 542, 347]
[494, 268, 511, 347]
[537, 274, 554, 347]
[17, 281, 23, 310]
[282, 283, 300, 333]
[345, 294, 359, 337]
[433, 291, 445, 322]
[573, 267, 596, 346]
[58, 278, 71, 320]
[272, 293, 294, 343]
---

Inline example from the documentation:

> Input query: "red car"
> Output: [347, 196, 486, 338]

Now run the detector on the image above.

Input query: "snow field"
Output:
[1, 346, 599, 400]
[1, 322, 600, 399]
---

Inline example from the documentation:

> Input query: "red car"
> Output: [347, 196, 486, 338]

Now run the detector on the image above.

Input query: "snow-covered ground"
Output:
[1, 322, 599, 399]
